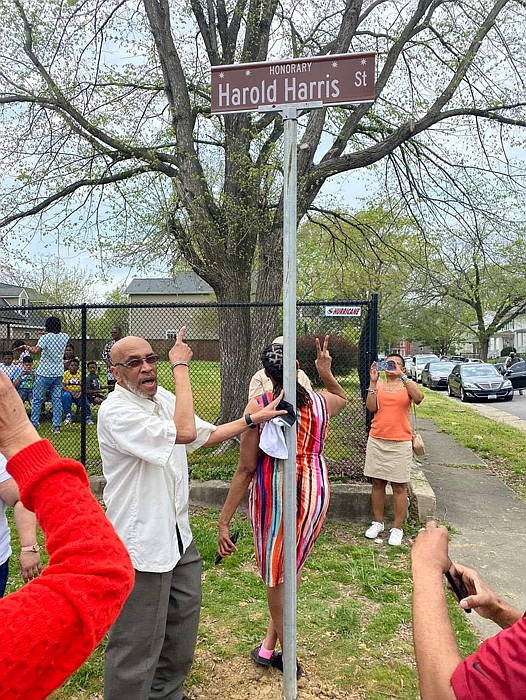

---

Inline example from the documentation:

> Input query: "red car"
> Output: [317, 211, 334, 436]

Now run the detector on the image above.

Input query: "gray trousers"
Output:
[104, 541, 202, 700]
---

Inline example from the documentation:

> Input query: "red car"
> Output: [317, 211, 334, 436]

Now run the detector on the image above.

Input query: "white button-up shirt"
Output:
[97, 383, 216, 573]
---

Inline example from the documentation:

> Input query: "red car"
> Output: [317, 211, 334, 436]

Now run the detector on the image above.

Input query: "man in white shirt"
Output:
[98, 328, 285, 700]
[248, 336, 312, 400]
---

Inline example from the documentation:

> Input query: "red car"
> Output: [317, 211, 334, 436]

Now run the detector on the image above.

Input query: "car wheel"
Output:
[447, 384, 453, 397]
[460, 387, 469, 402]
[503, 394, 514, 402]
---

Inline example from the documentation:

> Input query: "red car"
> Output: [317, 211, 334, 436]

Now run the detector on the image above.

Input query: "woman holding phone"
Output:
[364, 353, 424, 546]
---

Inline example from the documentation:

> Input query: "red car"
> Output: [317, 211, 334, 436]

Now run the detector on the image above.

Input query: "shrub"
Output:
[501, 346, 516, 357]
[296, 335, 358, 386]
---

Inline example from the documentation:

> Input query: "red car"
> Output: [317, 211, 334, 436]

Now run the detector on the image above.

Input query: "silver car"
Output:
[421, 362, 455, 390]
[411, 354, 440, 382]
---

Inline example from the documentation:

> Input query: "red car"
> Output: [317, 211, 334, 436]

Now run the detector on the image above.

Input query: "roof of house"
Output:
[126, 273, 214, 296]
[0, 282, 45, 301]
[0, 297, 25, 323]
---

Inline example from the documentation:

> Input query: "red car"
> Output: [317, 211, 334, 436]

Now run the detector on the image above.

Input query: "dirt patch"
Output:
[191, 653, 364, 699]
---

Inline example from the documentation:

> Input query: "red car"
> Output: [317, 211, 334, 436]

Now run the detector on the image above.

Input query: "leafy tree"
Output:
[409, 200, 526, 360]
[23, 258, 102, 336]
[2, 0, 526, 417]
[88, 285, 130, 339]
[297, 205, 418, 349]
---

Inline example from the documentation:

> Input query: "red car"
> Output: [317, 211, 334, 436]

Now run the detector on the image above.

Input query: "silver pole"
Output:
[281, 105, 298, 700]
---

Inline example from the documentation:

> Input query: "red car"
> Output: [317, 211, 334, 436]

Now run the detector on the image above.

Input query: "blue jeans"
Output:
[31, 375, 63, 430]
[0, 558, 9, 598]
[61, 391, 91, 420]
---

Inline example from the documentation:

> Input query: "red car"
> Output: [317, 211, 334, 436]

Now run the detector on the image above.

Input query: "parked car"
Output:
[502, 361, 526, 389]
[447, 355, 468, 363]
[421, 361, 455, 390]
[410, 354, 440, 382]
[403, 357, 415, 376]
[447, 363, 514, 402]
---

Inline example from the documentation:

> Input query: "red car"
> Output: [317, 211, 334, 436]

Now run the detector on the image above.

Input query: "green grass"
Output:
[418, 388, 526, 499]
[5, 510, 479, 699]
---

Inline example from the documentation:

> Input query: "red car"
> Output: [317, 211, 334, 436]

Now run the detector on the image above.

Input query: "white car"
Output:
[411, 354, 440, 382]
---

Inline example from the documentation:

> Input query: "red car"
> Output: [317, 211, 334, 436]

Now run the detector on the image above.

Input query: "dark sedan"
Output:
[447, 363, 514, 402]
[421, 362, 455, 390]
[503, 361, 526, 389]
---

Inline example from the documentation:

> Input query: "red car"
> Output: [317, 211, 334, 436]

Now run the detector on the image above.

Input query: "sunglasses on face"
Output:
[111, 354, 160, 369]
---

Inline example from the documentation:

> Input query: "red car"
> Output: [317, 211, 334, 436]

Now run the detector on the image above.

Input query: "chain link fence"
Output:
[0, 297, 377, 481]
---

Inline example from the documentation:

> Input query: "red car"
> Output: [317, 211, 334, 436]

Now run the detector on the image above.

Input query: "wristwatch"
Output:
[244, 413, 258, 429]
[20, 543, 40, 553]
[401, 374, 409, 383]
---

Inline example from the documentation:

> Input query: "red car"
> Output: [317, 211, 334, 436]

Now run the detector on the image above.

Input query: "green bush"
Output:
[501, 346, 516, 357]
[297, 335, 357, 386]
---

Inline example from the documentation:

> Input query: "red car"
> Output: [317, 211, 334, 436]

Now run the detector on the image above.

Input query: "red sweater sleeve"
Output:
[451, 617, 526, 699]
[0, 440, 134, 700]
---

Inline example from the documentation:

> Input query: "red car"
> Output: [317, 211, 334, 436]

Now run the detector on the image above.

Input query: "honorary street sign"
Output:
[211, 52, 375, 114]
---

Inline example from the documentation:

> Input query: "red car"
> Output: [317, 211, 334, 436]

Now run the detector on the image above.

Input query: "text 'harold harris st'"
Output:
[213, 56, 373, 112]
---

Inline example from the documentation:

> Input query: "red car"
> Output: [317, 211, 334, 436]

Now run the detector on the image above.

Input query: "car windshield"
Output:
[429, 363, 454, 371]
[461, 365, 500, 377]
[417, 357, 437, 365]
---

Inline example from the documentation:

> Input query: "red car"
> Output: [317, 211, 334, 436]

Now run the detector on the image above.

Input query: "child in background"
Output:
[13, 357, 35, 407]
[0, 351, 20, 381]
[62, 359, 94, 425]
[86, 361, 106, 406]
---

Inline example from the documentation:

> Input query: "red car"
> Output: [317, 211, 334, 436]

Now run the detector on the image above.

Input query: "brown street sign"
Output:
[211, 52, 375, 114]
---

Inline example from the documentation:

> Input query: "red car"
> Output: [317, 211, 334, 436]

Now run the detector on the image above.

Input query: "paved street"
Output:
[443, 389, 526, 428]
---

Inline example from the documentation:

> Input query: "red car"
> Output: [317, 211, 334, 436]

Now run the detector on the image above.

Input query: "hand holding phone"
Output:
[376, 360, 395, 371]
[445, 561, 471, 613]
[215, 530, 239, 565]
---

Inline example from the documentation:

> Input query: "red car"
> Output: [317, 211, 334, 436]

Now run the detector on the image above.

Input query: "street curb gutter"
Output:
[90, 464, 436, 524]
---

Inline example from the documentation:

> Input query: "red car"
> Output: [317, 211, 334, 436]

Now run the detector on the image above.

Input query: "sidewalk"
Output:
[418, 412, 526, 639]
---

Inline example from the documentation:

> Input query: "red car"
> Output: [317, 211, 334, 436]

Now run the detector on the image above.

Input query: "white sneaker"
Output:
[365, 521, 384, 539]
[388, 528, 404, 546]
[64, 414, 72, 424]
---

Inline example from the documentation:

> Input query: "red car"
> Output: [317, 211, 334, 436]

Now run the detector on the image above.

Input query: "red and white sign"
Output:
[325, 306, 362, 317]
[211, 52, 375, 114]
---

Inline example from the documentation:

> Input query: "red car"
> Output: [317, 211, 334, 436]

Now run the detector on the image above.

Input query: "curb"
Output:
[89, 464, 436, 525]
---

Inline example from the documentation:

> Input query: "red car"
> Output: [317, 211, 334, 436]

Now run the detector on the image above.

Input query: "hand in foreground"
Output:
[168, 326, 193, 366]
[249, 390, 288, 424]
[0, 371, 40, 460]
[217, 523, 238, 558]
[411, 520, 450, 574]
[315, 335, 332, 376]
[19, 551, 42, 583]
[450, 563, 505, 618]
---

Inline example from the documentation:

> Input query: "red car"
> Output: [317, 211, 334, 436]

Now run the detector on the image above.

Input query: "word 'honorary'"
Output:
[211, 53, 376, 114]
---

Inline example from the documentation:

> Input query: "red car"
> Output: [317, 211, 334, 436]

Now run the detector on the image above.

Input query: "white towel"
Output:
[259, 417, 290, 459]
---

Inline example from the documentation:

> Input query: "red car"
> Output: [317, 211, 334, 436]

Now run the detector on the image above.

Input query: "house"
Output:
[125, 273, 218, 341]
[488, 314, 526, 358]
[0, 283, 46, 342]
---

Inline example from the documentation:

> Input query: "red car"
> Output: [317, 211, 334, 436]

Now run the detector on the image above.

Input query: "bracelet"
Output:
[20, 543, 40, 553]
[367, 388, 377, 395]
[244, 413, 258, 429]
[171, 361, 189, 370]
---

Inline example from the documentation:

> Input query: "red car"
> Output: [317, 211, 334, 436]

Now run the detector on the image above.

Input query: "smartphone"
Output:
[376, 360, 395, 371]
[215, 530, 239, 565]
[444, 564, 471, 613]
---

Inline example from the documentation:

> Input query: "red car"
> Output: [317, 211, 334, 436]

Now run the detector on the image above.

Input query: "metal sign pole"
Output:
[281, 104, 298, 700]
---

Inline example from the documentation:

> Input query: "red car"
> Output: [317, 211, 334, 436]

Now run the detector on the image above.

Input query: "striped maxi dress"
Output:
[249, 390, 330, 587]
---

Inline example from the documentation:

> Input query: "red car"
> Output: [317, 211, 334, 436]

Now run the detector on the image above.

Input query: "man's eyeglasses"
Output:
[111, 354, 160, 369]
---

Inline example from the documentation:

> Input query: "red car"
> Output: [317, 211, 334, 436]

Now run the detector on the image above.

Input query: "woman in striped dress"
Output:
[217, 336, 347, 673]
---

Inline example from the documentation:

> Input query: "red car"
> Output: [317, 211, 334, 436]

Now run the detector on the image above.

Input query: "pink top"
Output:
[370, 382, 412, 441]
